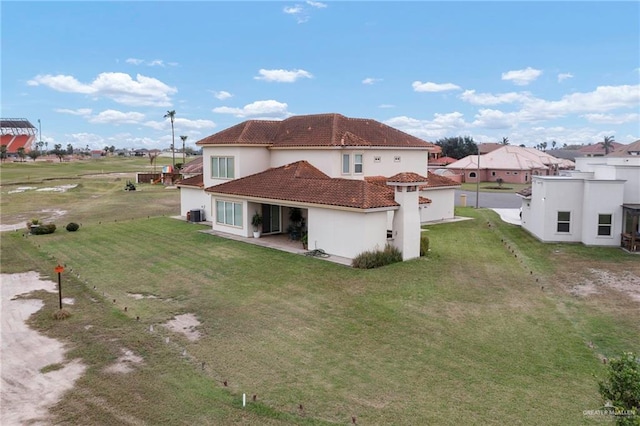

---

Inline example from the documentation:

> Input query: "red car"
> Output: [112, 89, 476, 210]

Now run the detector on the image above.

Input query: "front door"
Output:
[261, 204, 281, 234]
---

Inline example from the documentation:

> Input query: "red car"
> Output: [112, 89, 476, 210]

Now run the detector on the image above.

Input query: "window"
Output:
[491, 171, 496, 177]
[557, 211, 571, 233]
[394, 156, 401, 162]
[597, 214, 612, 236]
[342, 154, 350, 174]
[211, 157, 234, 178]
[354, 154, 363, 174]
[469, 172, 477, 178]
[216, 200, 242, 226]
[374, 156, 381, 163]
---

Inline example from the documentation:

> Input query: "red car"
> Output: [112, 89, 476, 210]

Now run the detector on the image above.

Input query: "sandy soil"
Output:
[1, 272, 85, 425]
[569, 268, 640, 302]
[162, 313, 202, 341]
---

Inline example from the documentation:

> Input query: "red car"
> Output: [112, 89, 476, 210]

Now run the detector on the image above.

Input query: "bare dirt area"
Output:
[569, 268, 640, 302]
[103, 348, 144, 374]
[1, 272, 86, 425]
[0, 208, 68, 232]
[162, 313, 202, 341]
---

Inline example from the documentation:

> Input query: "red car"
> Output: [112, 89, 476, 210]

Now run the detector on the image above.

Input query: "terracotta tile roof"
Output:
[364, 176, 431, 204]
[423, 172, 460, 188]
[387, 172, 429, 183]
[180, 156, 203, 174]
[206, 161, 400, 209]
[429, 156, 457, 166]
[176, 174, 204, 188]
[579, 141, 625, 154]
[196, 113, 433, 149]
[606, 139, 640, 157]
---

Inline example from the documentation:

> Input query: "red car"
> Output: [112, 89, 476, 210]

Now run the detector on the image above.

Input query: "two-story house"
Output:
[177, 113, 457, 261]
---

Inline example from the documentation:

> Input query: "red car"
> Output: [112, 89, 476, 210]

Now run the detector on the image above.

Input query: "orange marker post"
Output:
[54, 265, 65, 309]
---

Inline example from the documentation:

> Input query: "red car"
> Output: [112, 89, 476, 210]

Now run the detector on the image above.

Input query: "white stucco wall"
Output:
[391, 187, 422, 260]
[307, 207, 388, 259]
[419, 188, 456, 222]
[615, 165, 640, 204]
[270, 148, 429, 179]
[525, 177, 584, 243]
[179, 187, 211, 221]
[581, 180, 625, 246]
[202, 146, 270, 188]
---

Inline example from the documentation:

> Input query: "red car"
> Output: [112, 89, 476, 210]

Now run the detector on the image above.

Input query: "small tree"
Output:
[599, 352, 640, 425]
[17, 147, 26, 162]
[602, 135, 616, 155]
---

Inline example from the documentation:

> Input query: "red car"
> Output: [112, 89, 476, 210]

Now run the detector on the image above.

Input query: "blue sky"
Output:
[2, 1, 639, 151]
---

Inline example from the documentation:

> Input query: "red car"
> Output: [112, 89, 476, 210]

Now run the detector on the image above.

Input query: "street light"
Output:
[475, 142, 480, 209]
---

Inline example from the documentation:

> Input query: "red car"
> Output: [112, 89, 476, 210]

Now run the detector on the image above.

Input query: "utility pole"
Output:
[475, 143, 480, 209]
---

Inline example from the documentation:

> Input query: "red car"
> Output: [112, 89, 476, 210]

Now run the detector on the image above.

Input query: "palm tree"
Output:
[551, 140, 557, 150]
[180, 135, 188, 165]
[601, 135, 615, 155]
[164, 110, 176, 167]
[501, 136, 509, 145]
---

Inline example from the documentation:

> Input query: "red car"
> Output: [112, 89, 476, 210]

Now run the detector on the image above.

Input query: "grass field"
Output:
[459, 182, 531, 193]
[1, 158, 638, 425]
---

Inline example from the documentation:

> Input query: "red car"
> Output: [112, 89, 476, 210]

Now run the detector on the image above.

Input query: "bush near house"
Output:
[352, 243, 402, 269]
[66, 222, 80, 232]
[420, 235, 430, 256]
[30, 223, 56, 235]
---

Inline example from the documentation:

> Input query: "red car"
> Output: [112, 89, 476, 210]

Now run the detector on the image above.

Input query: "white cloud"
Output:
[211, 90, 233, 100]
[28, 72, 177, 107]
[147, 60, 165, 67]
[143, 117, 216, 131]
[88, 110, 145, 124]
[283, 1, 326, 23]
[472, 109, 519, 129]
[54, 108, 92, 116]
[254, 68, 313, 83]
[412, 81, 461, 92]
[306, 1, 327, 8]
[557, 72, 574, 82]
[126, 58, 144, 65]
[501, 67, 543, 86]
[378, 104, 395, 108]
[582, 113, 640, 125]
[460, 90, 532, 105]
[212, 100, 290, 118]
[385, 112, 469, 140]
[362, 77, 382, 85]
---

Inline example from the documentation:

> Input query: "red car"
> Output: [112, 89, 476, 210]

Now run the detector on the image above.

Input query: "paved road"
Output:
[455, 190, 522, 209]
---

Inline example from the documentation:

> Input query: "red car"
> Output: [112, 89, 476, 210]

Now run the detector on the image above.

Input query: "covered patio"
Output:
[621, 204, 640, 253]
[199, 227, 353, 266]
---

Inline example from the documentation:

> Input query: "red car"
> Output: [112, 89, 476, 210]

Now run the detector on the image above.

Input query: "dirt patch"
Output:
[1, 272, 86, 425]
[570, 268, 640, 302]
[103, 348, 144, 374]
[162, 313, 202, 341]
[127, 293, 158, 300]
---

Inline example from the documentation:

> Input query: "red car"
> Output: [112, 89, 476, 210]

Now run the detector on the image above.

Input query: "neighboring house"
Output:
[578, 141, 626, 157]
[518, 146, 640, 251]
[177, 113, 446, 261]
[446, 145, 572, 184]
[180, 156, 203, 178]
[428, 156, 457, 167]
[478, 142, 504, 154]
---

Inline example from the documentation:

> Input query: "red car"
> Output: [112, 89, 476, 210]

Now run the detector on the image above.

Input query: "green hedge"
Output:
[352, 244, 402, 269]
[30, 223, 56, 235]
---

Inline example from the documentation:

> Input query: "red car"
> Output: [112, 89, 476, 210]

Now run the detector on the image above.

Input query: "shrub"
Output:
[31, 223, 56, 235]
[420, 235, 430, 256]
[66, 222, 80, 232]
[352, 244, 402, 269]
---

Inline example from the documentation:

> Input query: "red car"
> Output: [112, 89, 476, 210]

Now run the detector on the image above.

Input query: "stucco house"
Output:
[177, 113, 455, 261]
[518, 142, 640, 251]
[446, 145, 572, 184]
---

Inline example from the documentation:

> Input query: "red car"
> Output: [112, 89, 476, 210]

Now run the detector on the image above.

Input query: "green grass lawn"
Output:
[1, 159, 638, 425]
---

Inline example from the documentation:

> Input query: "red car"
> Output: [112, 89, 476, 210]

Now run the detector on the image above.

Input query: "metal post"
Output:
[57, 271, 62, 309]
[475, 143, 480, 208]
[38, 119, 42, 149]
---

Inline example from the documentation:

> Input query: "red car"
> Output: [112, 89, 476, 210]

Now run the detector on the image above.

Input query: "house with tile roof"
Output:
[445, 145, 572, 184]
[518, 147, 640, 251]
[177, 113, 455, 261]
[578, 141, 626, 157]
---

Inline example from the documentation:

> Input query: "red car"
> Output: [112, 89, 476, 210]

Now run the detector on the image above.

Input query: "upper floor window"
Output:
[597, 214, 612, 236]
[394, 156, 401, 162]
[354, 154, 363, 174]
[557, 211, 571, 233]
[342, 154, 350, 174]
[374, 156, 381, 163]
[212, 156, 234, 179]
